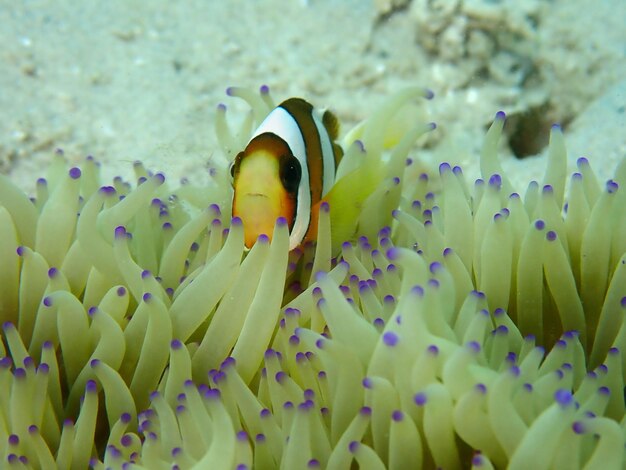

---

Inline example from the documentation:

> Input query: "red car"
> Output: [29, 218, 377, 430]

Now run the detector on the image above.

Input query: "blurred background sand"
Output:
[1, 0, 625, 193]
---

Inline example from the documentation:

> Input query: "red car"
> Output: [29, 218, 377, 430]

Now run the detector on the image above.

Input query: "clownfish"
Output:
[230, 98, 343, 250]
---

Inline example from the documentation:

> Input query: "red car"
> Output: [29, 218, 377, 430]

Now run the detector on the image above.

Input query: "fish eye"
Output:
[280, 155, 301, 193]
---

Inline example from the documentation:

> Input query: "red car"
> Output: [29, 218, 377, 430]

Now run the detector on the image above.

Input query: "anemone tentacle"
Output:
[0, 87, 625, 468]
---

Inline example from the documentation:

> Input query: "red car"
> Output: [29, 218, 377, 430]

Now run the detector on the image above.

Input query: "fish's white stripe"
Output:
[252, 107, 312, 250]
[312, 109, 335, 196]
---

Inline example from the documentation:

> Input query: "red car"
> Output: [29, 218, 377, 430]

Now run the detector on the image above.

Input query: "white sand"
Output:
[1, 0, 625, 194]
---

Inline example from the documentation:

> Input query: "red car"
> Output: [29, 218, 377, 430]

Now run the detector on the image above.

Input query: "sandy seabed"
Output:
[1, 0, 625, 193]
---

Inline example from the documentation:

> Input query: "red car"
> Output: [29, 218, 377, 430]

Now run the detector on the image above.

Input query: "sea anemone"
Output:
[0, 86, 624, 469]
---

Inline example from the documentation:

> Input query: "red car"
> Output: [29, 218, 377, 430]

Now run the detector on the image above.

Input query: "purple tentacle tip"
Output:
[0, 357, 13, 369]
[85, 380, 98, 393]
[276, 216, 288, 227]
[100, 185, 116, 196]
[391, 410, 404, 422]
[410, 285, 424, 296]
[414, 392, 427, 406]
[572, 421, 585, 434]
[607, 180, 619, 194]
[386, 247, 399, 261]
[69, 167, 81, 179]
[429, 261, 442, 274]
[114, 226, 127, 238]
[488, 174, 502, 188]
[383, 332, 399, 347]
[495, 110, 506, 120]
[205, 388, 221, 400]
[439, 162, 451, 174]
[473, 454, 488, 466]
[220, 357, 236, 369]
[554, 389, 573, 407]
[298, 400, 313, 412]
[475, 383, 487, 394]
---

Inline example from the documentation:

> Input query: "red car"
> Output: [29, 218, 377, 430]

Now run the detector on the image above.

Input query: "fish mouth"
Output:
[245, 192, 269, 198]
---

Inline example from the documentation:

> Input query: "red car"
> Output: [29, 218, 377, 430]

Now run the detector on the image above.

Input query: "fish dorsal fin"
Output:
[322, 109, 343, 168]
[322, 109, 340, 141]
[331, 142, 344, 169]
